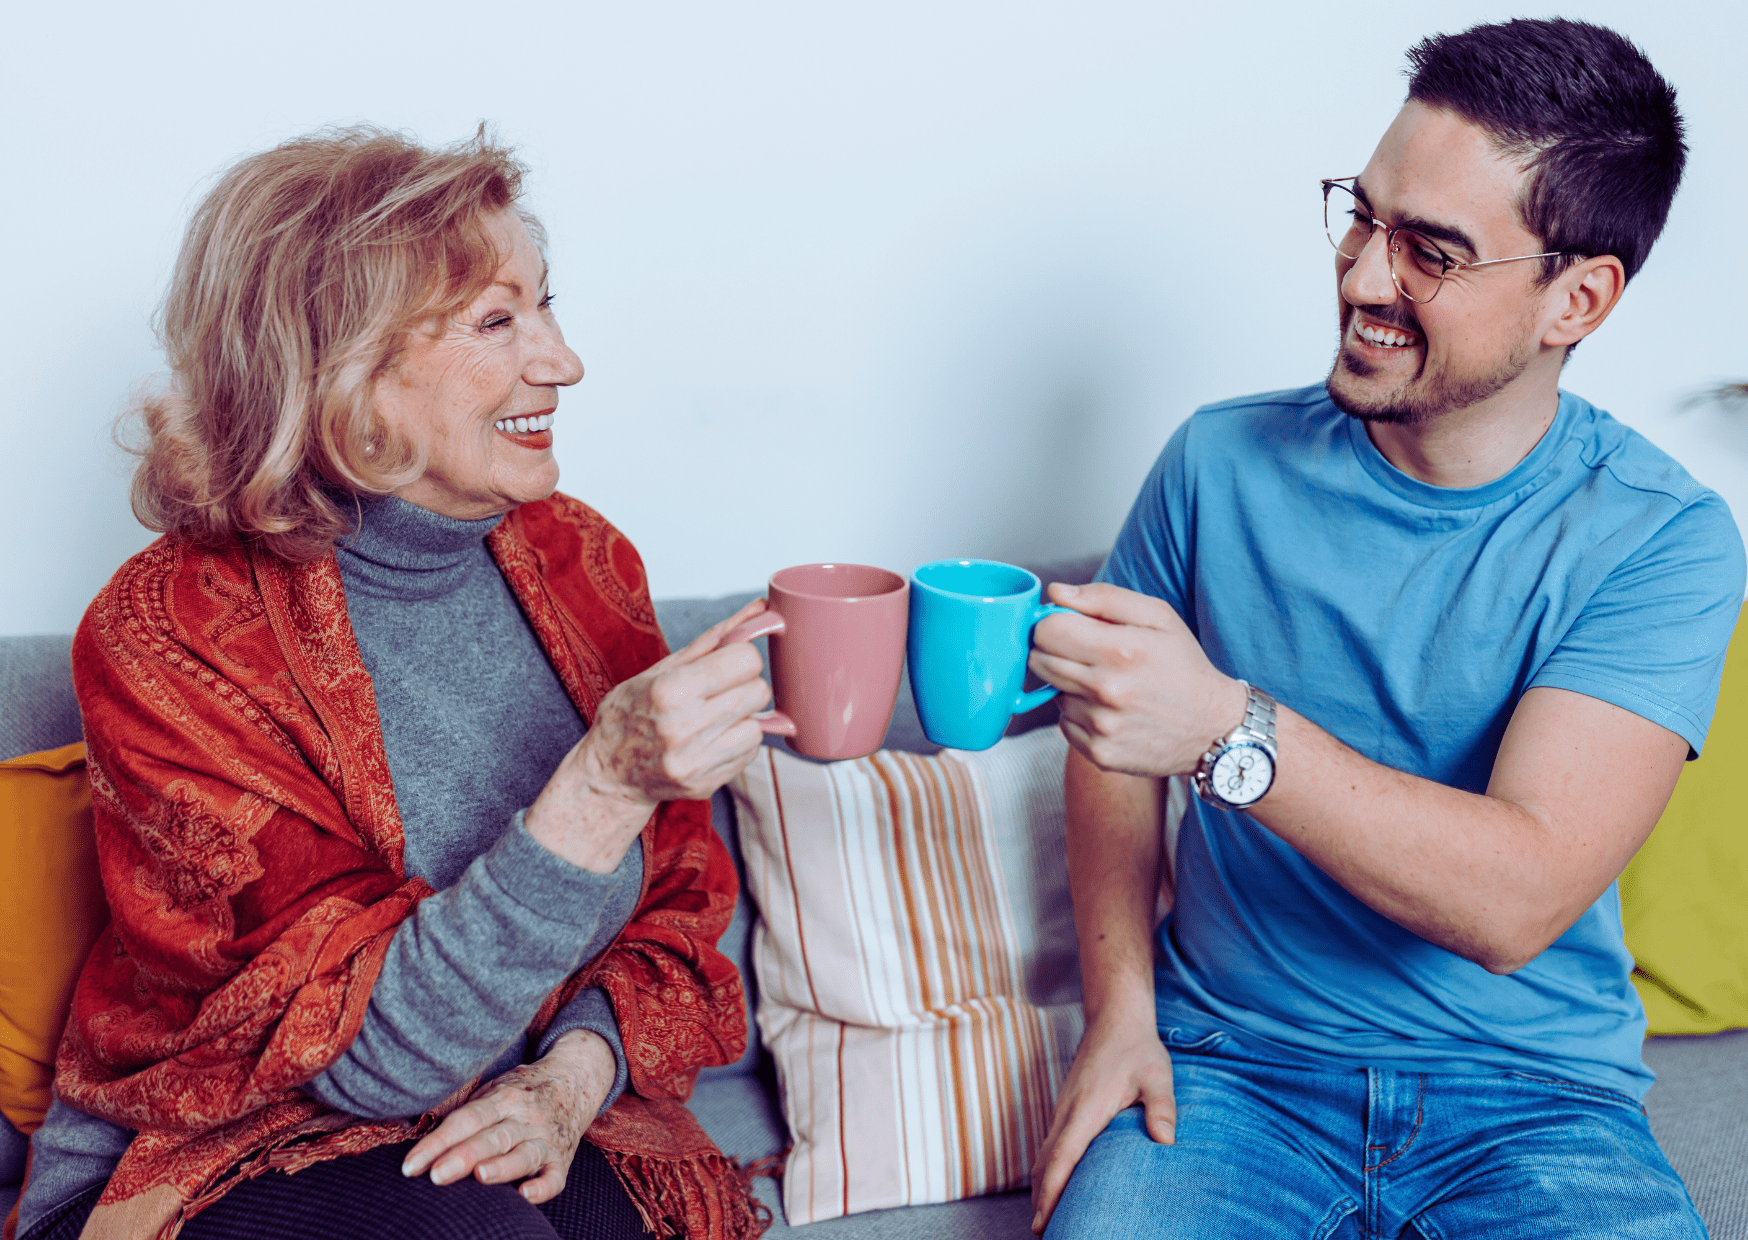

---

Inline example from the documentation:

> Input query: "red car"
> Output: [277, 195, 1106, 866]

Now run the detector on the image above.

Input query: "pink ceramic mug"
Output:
[718, 563, 909, 761]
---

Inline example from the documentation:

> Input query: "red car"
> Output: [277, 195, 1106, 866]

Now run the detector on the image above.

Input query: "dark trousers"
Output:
[23, 1139, 650, 1240]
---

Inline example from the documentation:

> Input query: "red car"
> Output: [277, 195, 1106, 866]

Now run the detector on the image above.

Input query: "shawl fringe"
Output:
[601, 1145, 773, 1240]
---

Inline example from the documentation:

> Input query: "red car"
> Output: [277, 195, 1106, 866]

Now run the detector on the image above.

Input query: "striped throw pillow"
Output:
[730, 726, 1085, 1224]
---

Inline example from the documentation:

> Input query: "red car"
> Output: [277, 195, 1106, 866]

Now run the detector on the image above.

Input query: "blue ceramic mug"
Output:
[907, 559, 1076, 751]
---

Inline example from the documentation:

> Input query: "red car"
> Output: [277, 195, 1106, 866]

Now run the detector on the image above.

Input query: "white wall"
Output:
[4, 0, 1744, 635]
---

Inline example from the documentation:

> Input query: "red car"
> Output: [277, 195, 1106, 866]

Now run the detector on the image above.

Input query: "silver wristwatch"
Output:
[1192, 681, 1277, 810]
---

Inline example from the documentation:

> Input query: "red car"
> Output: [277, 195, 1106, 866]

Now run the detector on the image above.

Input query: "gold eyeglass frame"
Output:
[1322, 177, 1583, 304]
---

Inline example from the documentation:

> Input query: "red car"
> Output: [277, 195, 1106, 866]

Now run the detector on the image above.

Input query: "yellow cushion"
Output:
[0, 742, 109, 1134]
[1622, 605, 1748, 1034]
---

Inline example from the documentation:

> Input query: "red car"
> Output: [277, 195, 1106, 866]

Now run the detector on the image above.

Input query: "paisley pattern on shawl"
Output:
[53, 493, 759, 1239]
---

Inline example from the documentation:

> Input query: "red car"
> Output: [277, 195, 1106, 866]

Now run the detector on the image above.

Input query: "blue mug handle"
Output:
[1012, 603, 1077, 714]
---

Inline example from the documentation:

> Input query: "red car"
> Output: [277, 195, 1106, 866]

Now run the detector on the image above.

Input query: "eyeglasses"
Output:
[1321, 177, 1583, 304]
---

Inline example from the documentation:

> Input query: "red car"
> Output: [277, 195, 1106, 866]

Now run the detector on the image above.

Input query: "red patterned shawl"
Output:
[49, 494, 761, 1239]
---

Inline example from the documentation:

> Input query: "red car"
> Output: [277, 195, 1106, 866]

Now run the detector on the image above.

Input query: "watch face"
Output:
[1211, 744, 1274, 807]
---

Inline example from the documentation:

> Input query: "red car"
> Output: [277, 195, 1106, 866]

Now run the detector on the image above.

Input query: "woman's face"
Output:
[376, 209, 584, 520]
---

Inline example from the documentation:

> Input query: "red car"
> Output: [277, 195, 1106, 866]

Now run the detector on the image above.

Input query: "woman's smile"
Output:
[493, 408, 556, 450]
[375, 209, 584, 518]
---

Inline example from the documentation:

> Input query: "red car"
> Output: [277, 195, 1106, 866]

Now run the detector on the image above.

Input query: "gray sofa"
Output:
[3, 558, 1745, 1238]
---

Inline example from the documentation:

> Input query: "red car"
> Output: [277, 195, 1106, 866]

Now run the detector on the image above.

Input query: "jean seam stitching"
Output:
[1310, 1197, 1360, 1240]
[1412, 1208, 1448, 1240]
[1368, 1074, 1426, 1172]
[1502, 1071, 1639, 1109]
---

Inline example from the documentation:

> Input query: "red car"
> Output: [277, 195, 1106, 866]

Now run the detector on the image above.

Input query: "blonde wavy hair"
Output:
[128, 124, 536, 561]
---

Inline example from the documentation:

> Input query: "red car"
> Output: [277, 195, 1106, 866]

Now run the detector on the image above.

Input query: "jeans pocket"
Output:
[1502, 1071, 1643, 1113]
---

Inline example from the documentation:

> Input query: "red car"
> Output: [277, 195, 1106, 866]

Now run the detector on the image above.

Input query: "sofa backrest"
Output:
[0, 635, 81, 761]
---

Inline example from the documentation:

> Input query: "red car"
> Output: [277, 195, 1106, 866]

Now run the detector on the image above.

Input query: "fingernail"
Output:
[400, 1160, 415, 1177]
[1058, 583, 1079, 596]
[1032, 1211, 1043, 1233]
[432, 1158, 459, 1185]
[1163, 1123, 1176, 1145]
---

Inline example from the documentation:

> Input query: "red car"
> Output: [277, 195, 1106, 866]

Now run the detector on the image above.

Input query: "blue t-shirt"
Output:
[1102, 384, 1744, 1099]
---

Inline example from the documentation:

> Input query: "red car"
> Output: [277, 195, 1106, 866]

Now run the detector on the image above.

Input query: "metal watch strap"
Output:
[1193, 680, 1277, 807]
[1234, 680, 1277, 752]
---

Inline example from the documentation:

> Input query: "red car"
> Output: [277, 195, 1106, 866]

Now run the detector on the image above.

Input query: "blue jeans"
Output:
[1045, 1025, 1704, 1239]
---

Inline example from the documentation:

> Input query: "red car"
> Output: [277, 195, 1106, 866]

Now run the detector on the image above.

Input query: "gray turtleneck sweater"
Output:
[19, 497, 643, 1236]
[309, 495, 641, 1114]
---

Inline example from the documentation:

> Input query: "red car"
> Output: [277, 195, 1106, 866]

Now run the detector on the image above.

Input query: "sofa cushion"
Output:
[685, 1073, 786, 1168]
[0, 744, 108, 1135]
[1643, 1030, 1748, 1238]
[694, 786, 766, 1083]
[758, 1192, 1035, 1239]
[760, 1186, 1034, 1239]
[686, 1076, 1036, 1238]
[0, 636, 81, 761]
[1622, 604, 1748, 1034]
[732, 727, 1080, 1224]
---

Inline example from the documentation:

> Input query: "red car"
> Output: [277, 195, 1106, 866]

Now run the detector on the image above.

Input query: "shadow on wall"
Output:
[982, 358, 1131, 565]
[1686, 385, 1748, 461]
[895, 233, 1173, 569]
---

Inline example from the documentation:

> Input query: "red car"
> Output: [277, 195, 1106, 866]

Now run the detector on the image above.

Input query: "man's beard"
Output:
[1325, 303, 1535, 425]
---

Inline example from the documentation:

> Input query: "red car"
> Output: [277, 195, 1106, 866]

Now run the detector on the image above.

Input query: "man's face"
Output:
[1326, 102, 1553, 426]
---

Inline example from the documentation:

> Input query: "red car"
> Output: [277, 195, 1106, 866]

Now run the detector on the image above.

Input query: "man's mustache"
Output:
[1345, 300, 1421, 334]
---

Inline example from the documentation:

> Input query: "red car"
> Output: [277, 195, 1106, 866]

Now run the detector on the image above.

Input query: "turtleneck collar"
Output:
[336, 496, 506, 601]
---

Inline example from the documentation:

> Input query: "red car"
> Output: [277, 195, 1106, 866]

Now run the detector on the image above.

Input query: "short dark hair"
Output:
[1404, 18, 1685, 286]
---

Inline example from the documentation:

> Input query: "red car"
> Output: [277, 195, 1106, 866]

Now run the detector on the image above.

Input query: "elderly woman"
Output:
[16, 128, 778, 1240]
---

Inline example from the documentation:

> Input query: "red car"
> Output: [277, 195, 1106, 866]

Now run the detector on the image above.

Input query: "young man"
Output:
[1028, 19, 1744, 1240]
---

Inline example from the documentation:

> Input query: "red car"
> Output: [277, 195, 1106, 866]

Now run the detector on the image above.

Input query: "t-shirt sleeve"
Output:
[1098, 418, 1195, 624]
[1529, 492, 1746, 757]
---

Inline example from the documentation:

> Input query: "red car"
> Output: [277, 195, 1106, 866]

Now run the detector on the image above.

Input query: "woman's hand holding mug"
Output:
[525, 597, 790, 872]
[527, 562, 916, 872]
[719, 563, 911, 762]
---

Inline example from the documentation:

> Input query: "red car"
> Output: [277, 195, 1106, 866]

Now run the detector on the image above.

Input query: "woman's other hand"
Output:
[526, 597, 775, 871]
[401, 1029, 616, 1203]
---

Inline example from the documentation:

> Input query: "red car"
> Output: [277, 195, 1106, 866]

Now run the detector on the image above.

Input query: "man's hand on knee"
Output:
[1030, 1015, 1176, 1235]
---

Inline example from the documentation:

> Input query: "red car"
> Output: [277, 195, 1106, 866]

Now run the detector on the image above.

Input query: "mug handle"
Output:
[716, 608, 797, 736]
[1012, 603, 1077, 715]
